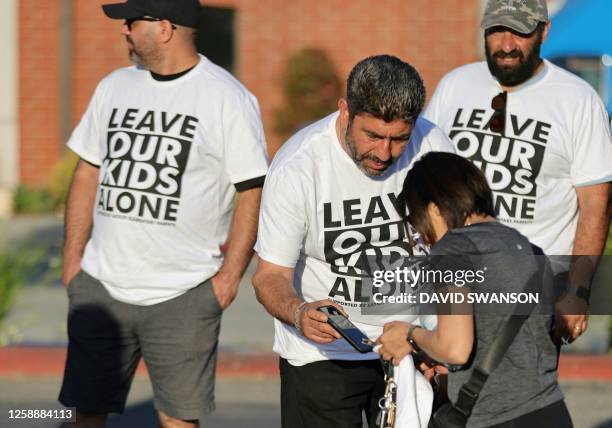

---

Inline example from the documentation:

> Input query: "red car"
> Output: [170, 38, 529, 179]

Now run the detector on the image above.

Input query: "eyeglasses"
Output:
[125, 16, 176, 31]
[489, 91, 507, 134]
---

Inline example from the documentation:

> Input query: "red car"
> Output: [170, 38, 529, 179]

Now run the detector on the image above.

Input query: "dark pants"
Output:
[280, 357, 386, 428]
[490, 400, 573, 428]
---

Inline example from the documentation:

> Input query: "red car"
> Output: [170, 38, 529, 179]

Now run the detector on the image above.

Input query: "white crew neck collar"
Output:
[143, 55, 204, 87]
[492, 59, 550, 94]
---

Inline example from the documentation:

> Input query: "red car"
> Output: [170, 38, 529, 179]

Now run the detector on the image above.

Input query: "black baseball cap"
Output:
[102, 0, 201, 28]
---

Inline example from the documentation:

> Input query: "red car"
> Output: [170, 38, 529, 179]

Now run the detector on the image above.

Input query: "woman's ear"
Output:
[427, 202, 441, 218]
[426, 202, 449, 244]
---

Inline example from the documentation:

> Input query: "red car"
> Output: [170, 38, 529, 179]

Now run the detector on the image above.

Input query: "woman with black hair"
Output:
[376, 152, 571, 427]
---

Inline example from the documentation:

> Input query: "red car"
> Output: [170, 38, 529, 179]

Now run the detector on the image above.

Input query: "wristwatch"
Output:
[567, 284, 591, 303]
[406, 324, 423, 355]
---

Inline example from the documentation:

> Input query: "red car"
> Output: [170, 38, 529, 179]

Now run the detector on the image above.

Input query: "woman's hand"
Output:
[376, 321, 414, 366]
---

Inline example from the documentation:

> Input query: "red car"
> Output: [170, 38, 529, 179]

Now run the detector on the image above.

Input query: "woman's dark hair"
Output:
[403, 152, 496, 244]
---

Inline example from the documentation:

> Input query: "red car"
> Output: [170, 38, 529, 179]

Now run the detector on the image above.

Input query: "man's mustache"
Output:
[493, 49, 523, 60]
[359, 154, 393, 166]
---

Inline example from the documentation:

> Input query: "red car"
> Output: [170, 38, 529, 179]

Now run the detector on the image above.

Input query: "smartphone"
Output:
[317, 305, 374, 353]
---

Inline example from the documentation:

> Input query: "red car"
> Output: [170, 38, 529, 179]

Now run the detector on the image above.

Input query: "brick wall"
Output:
[208, 0, 481, 154]
[18, 0, 480, 185]
[72, 1, 130, 127]
[19, 0, 62, 186]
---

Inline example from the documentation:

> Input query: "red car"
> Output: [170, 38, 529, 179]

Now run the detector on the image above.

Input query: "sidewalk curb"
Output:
[0, 347, 278, 378]
[1, 347, 611, 381]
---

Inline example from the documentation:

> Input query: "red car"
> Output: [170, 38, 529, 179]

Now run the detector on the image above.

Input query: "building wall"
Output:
[19, 0, 63, 187]
[221, 0, 482, 155]
[18, 0, 481, 186]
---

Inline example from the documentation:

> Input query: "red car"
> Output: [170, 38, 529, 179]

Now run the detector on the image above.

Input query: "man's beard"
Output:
[344, 128, 396, 177]
[126, 36, 156, 69]
[485, 37, 542, 87]
[128, 47, 143, 66]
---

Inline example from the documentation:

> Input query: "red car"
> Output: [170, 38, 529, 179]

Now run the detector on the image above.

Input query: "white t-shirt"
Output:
[68, 55, 269, 305]
[255, 112, 453, 365]
[425, 60, 612, 256]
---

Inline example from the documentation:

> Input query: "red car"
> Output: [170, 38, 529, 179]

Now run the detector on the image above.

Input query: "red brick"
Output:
[19, 0, 481, 183]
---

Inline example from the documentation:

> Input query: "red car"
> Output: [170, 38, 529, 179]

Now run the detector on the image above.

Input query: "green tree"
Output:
[275, 47, 341, 139]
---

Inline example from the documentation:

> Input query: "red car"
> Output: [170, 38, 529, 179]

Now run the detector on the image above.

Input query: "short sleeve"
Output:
[423, 73, 451, 126]
[223, 92, 269, 186]
[66, 81, 106, 165]
[423, 123, 456, 154]
[255, 167, 308, 268]
[430, 232, 478, 277]
[408, 117, 456, 159]
[570, 91, 612, 186]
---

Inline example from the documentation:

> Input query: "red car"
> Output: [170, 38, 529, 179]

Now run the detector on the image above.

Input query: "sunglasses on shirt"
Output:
[489, 91, 507, 134]
[125, 16, 177, 31]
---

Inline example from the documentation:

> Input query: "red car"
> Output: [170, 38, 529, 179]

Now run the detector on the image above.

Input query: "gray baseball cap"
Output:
[481, 0, 548, 34]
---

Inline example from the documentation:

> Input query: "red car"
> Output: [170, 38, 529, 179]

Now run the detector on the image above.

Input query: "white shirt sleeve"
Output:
[423, 72, 451, 126]
[223, 92, 269, 185]
[570, 90, 612, 186]
[66, 80, 107, 165]
[410, 117, 456, 156]
[423, 122, 456, 154]
[255, 166, 308, 268]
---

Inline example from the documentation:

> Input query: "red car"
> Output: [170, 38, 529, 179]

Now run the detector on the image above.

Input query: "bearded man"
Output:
[424, 0, 612, 345]
[252, 54, 453, 427]
[58, 1, 268, 426]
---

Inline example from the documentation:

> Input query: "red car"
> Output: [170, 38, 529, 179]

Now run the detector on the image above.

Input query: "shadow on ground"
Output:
[107, 400, 281, 428]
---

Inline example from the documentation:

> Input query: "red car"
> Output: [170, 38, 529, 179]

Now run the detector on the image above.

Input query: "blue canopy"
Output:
[542, 0, 612, 59]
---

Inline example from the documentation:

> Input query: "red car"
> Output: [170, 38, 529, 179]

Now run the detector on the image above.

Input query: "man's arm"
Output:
[62, 159, 99, 286]
[555, 182, 610, 343]
[252, 259, 341, 343]
[210, 186, 261, 309]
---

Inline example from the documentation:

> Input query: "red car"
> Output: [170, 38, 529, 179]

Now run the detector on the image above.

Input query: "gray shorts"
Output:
[58, 270, 222, 420]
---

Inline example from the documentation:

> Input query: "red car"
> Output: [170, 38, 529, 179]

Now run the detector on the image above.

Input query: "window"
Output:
[196, 6, 235, 74]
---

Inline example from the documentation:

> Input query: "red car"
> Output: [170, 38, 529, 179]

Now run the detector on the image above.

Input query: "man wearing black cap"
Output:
[425, 0, 611, 345]
[59, 1, 268, 426]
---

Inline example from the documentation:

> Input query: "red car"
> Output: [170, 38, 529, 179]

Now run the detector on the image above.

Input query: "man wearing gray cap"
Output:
[58, 0, 268, 426]
[425, 0, 611, 344]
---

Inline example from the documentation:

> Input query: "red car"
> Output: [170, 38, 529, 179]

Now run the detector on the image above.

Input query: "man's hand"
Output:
[62, 261, 81, 288]
[210, 272, 240, 310]
[63, 159, 99, 289]
[558, 182, 610, 344]
[554, 293, 589, 344]
[212, 187, 263, 310]
[297, 299, 344, 344]
[376, 321, 413, 366]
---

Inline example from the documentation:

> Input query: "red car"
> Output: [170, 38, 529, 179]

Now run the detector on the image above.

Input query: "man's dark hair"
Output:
[403, 152, 496, 244]
[346, 55, 425, 125]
